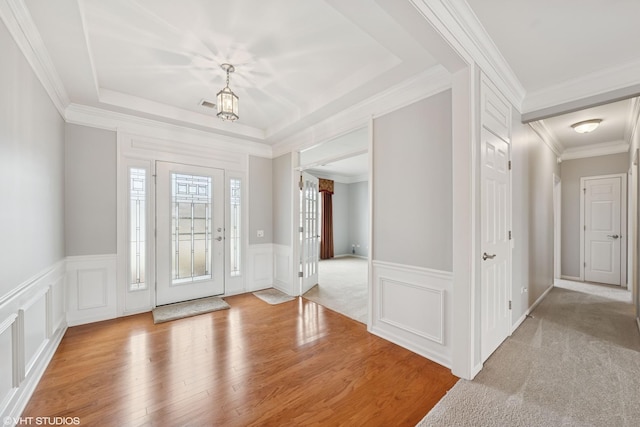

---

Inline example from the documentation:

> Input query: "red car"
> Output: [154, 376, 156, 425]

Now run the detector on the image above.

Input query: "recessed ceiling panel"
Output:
[83, 0, 401, 131]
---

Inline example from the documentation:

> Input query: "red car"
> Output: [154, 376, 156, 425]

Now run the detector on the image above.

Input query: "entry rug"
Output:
[152, 296, 230, 324]
[252, 288, 295, 305]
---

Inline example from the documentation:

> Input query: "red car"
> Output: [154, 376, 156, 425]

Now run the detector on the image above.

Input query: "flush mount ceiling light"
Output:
[571, 119, 602, 133]
[216, 63, 239, 121]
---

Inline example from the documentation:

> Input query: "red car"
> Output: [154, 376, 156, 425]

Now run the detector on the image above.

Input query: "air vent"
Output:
[200, 99, 216, 109]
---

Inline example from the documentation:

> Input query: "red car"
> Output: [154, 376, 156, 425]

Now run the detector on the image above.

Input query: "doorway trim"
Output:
[579, 173, 627, 284]
[553, 174, 561, 282]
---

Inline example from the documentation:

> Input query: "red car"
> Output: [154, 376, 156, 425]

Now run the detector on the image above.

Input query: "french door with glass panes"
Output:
[156, 162, 225, 306]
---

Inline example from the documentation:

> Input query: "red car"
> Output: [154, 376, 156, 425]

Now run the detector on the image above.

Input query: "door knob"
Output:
[607, 234, 620, 239]
[215, 236, 223, 241]
[483, 252, 496, 261]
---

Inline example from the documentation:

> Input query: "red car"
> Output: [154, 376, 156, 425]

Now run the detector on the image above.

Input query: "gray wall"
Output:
[272, 153, 292, 246]
[560, 152, 629, 277]
[64, 124, 117, 256]
[0, 21, 65, 296]
[332, 182, 350, 255]
[511, 113, 560, 321]
[248, 156, 273, 244]
[372, 90, 452, 271]
[349, 181, 369, 257]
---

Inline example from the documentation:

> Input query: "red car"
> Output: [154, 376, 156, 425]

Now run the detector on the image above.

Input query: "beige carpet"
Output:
[152, 296, 229, 324]
[418, 280, 640, 427]
[252, 288, 295, 305]
[303, 256, 367, 323]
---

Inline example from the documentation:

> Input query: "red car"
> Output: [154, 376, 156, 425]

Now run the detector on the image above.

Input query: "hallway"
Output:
[420, 280, 640, 426]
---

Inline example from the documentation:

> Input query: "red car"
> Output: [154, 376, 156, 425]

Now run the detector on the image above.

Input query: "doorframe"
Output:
[579, 173, 627, 284]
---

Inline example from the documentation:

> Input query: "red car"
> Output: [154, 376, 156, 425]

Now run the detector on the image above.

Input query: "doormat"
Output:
[252, 288, 295, 305]
[152, 296, 230, 324]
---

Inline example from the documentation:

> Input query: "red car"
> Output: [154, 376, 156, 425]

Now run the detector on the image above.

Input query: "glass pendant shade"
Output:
[216, 86, 239, 121]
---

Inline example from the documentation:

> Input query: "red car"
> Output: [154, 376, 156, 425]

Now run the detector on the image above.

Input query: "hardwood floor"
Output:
[23, 294, 458, 426]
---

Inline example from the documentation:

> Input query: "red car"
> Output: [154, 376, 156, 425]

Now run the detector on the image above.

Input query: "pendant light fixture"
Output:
[217, 63, 239, 121]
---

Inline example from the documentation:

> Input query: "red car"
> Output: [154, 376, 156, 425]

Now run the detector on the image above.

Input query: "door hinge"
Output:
[508, 161, 512, 170]
[584, 262, 586, 267]
[583, 188, 586, 193]
[508, 230, 512, 240]
[299, 226, 304, 233]
[298, 271, 304, 278]
[508, 300, 512, 310]
[584, 225, 586, 231]
[299, 175, 303, 191]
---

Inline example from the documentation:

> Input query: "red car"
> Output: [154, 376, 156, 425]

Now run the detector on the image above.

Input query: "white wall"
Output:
[332, 182, 350, 255]
[373, 91, 452, 271]
[370, 90, 453, 367]
[248, 155, 273, 245]
[511, 112, 560, 325]
[0, 17, 67, 422]
[65, 124, 117, 256]
[560, 152, 629, 278]
[348, 181, 369, 257]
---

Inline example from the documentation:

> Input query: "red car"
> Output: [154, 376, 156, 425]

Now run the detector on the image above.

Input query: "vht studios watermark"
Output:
[3, 417, 80, 426]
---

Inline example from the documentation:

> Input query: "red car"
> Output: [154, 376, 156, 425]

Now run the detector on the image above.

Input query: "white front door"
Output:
[584, 176, 622, 285]
[480, 128, 511, 362]
[156, 162, 225, 306]
[300, 172, 319, 294]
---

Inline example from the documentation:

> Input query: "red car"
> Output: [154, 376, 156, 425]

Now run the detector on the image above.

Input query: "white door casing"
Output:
[156, 162, 225, 305]
[300, 172, 319, 294]
[583, 176, 622, 286]
[480, 128, 511, 362]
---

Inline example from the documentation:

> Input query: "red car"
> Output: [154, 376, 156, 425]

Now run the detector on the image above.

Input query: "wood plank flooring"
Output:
[22, 294, 458, 426]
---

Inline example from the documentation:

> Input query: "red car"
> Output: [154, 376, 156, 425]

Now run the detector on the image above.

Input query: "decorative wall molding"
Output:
[561, 140, 629, 161]
[66, 254, 117, 327]
[0, 260, 66, 424]
[273, 66, 452, 157]
[370, 260, 453, 368]
[625, 97, 640, 146]
[523, 59, 640, 118]
[528, 121, 563, 158]
[409, 0, 525, 109]
[0, 0, 69, 117]
[273, 244, 294, 296]
[246, 244, 274, 292]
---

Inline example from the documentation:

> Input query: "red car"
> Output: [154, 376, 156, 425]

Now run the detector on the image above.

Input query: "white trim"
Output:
[66, 254, 118, 326]
[273, 66, 452, 157]
[624, 97, 640, 145]
[523, 59, 640, 118]
[553, 174, 562, 282]
[528, 121, 563, 158]
[0, 261, 64, 309]
[529, 284, 554, 314]
[0, 0, 69, 117]
[580, 174, 627, 285]
[367, 116, 374, 330]
[561, 140, 629, 161]
[371, 260, 453, 281]
[561, 275, 582, 282]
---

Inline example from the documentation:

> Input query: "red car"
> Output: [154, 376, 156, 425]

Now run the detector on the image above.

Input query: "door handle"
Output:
[215, 236, 223, 241]
[607, 234, 620, 239]
[483, 252, 496, 261]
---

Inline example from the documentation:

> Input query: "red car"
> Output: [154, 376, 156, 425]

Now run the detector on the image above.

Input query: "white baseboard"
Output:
[637, 317, 640, 334]
[529, 284, 554, 315]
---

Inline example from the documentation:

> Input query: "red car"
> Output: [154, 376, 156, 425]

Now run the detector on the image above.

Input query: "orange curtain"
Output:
[319, 179, 334, 259]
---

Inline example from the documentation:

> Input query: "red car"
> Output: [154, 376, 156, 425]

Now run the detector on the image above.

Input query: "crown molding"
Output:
[65, 103, 272, 158]
[0, 0, 70, 117]
[272, 65, 452, 158]
[560, 140, 629, 161]
[523, 59, 640, 120]
[528, 120, 563, 158]
[625, 97, 640, 145]
[409, 0, 526, 109]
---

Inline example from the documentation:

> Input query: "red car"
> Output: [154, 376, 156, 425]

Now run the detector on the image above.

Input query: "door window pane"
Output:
[172, 173, 212, 284]
[230, 178, 241, 277]
[129, 168, 146, 291]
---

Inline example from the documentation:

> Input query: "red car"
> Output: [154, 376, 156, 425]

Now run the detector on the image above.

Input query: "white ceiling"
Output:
[23, 0, 439, 144]
[307, 153, 369, 183]
[15, 0, 640, 155]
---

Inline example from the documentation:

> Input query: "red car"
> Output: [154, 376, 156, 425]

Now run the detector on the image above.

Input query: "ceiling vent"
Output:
[200, 99, 216, 109]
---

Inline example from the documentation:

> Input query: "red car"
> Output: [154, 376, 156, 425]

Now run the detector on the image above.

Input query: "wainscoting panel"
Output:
[247, 244, 274, 292]
[66, 255, 117, 326]
[273, 244, 293, 295]
[0, 261, 67, 424]
[371, 260, 453, 368]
